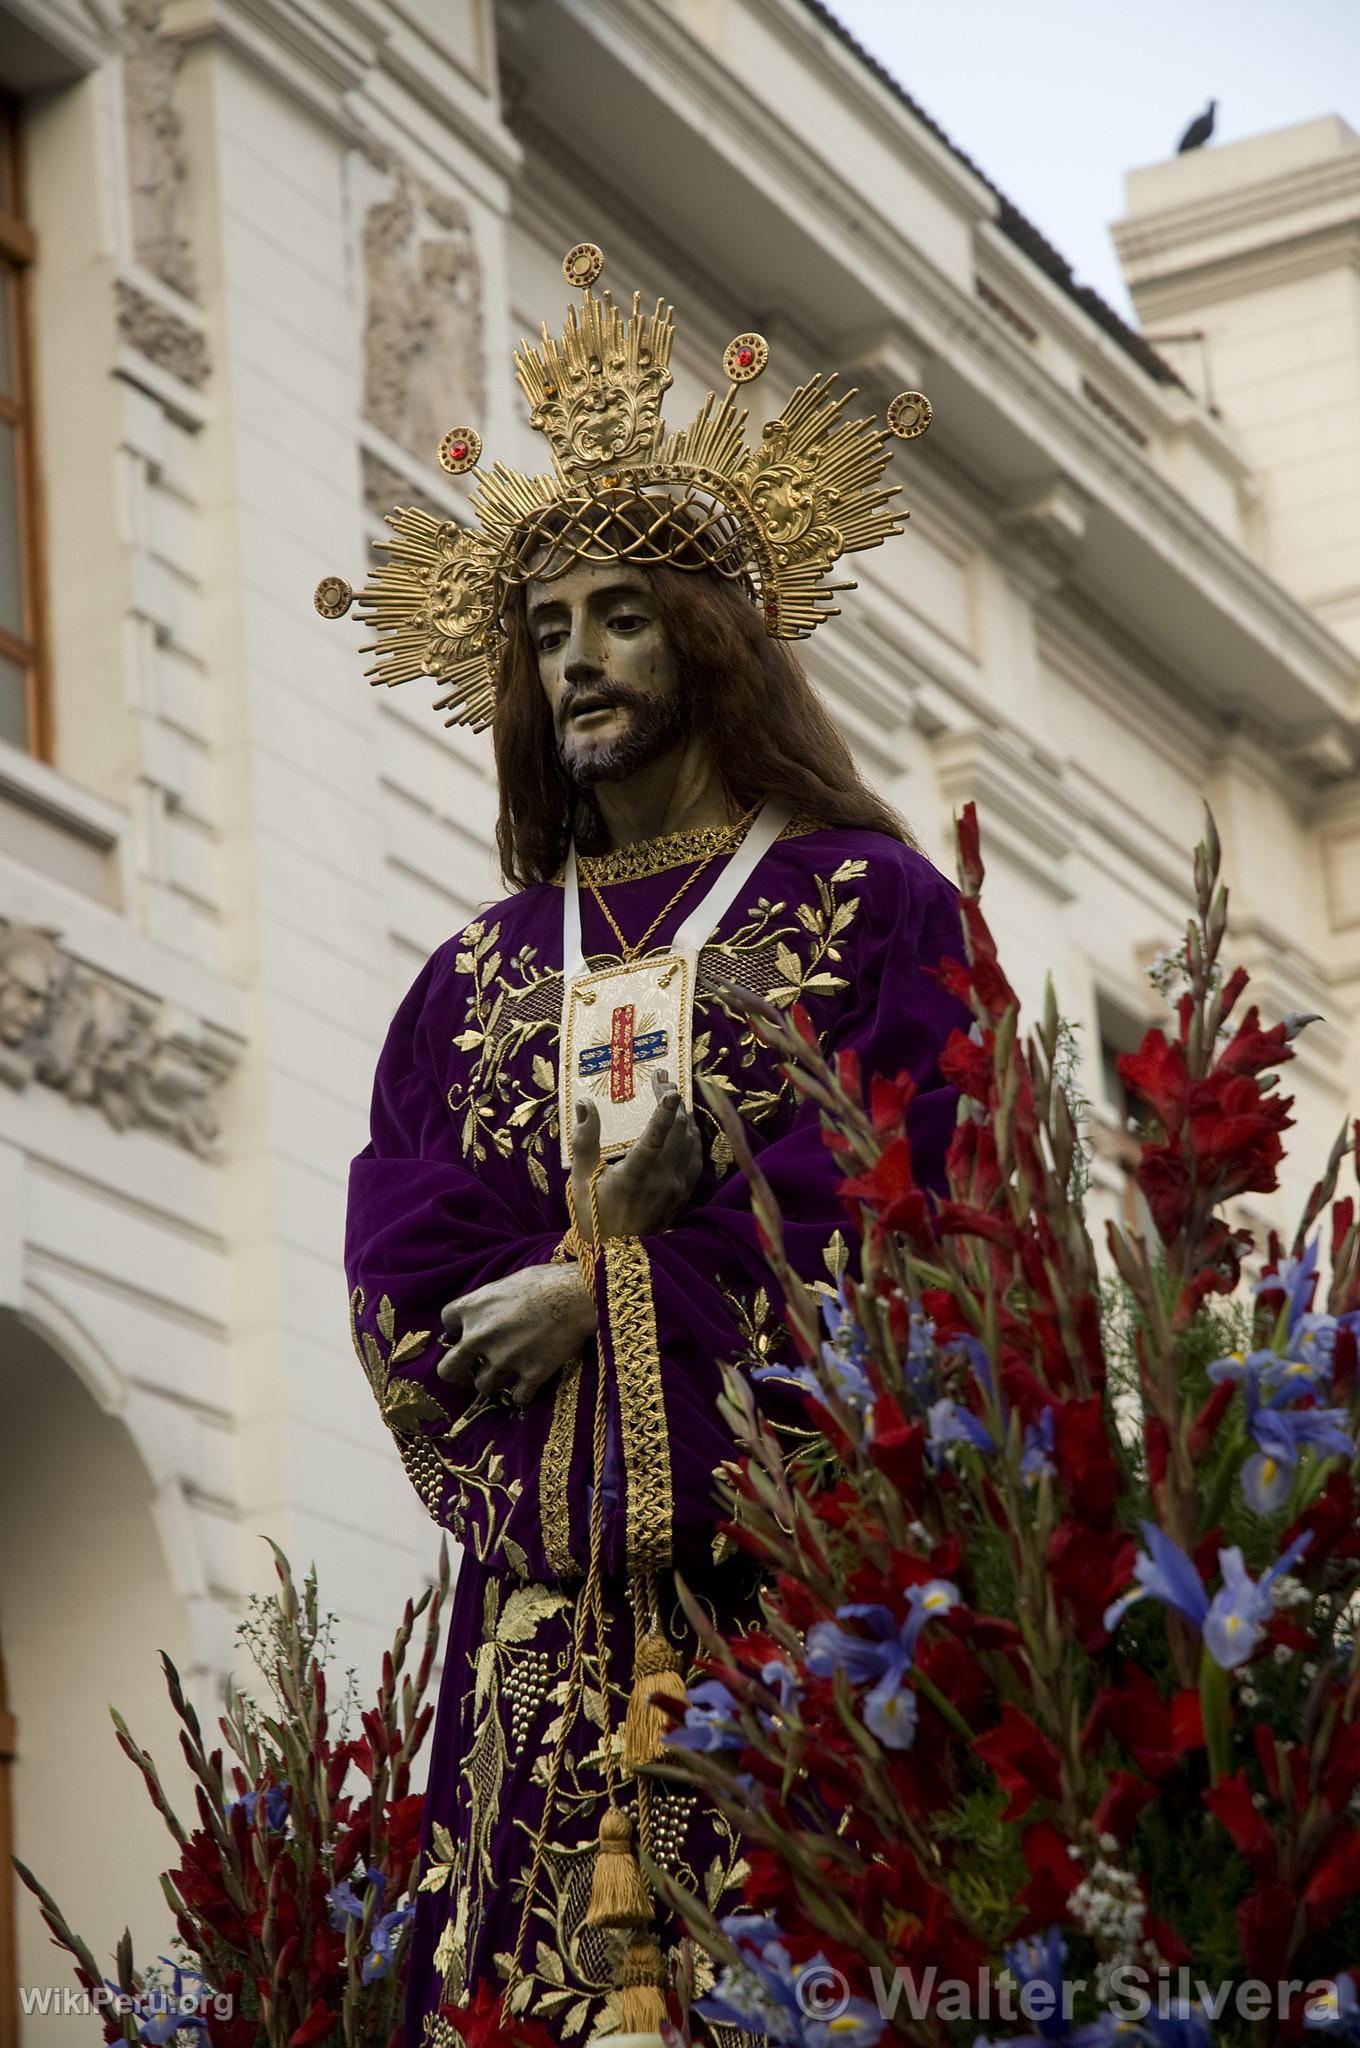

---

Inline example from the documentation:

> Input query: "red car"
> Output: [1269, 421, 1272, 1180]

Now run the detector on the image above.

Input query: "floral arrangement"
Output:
[17, 1543, 453, 2048]
[641, 807, 1360, 2047]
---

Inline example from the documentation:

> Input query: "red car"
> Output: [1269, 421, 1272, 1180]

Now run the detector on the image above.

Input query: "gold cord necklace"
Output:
[583, 802, 760, 963]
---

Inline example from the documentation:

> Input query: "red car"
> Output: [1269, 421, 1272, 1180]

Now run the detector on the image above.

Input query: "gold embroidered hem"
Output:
[602, 1235, 672, 1572]
[555, 812, 815, 888]
[541, 1353, 583, 1576]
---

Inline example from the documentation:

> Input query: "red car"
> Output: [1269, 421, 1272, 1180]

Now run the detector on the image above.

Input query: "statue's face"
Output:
[526, 558, 684, 788]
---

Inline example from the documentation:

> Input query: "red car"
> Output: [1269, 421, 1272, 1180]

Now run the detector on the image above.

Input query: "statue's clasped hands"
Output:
[437, 1069, 702, 1410]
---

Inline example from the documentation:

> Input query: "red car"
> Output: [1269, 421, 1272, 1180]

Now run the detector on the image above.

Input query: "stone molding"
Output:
[0, 923, 236, 1157]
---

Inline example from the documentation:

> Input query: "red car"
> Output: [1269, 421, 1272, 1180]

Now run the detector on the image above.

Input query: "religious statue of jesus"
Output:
[330, 243, 967, 2048]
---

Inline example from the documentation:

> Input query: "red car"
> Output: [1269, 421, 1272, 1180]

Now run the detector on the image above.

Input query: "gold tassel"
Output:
[584, 1803, 652, 1929]
[623, 1628, 689, 1771]
[616, 1933, 669, 2034]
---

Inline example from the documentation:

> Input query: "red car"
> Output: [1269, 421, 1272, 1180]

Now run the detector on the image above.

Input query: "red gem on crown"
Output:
[736, 346, 754, 367]
[449, 440, 468, 460]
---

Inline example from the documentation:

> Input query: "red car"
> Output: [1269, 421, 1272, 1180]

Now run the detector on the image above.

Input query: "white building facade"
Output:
[0, 0, 1355, 2035]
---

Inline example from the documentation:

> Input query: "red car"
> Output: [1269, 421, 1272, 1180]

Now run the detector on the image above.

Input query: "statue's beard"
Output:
[556, 685, 688, 788]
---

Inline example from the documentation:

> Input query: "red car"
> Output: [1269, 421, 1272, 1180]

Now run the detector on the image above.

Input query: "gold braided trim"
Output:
[603, 1236, 672, 1571]
[541, 1352, 583, 1576]
[553, 813, 817, 888]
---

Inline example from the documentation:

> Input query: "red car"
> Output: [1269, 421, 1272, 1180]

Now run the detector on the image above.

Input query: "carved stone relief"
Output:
[0, 924, 233, 1157]
[360, 146, 485, 500]
[122, 0, 198, 301]
[115, 279, 210, 388]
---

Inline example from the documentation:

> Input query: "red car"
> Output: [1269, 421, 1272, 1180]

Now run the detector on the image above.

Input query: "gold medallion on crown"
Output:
[316, 241, 932, 732]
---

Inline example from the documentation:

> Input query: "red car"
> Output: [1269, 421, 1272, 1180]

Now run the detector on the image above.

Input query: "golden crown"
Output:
[315, 242, 932, 732]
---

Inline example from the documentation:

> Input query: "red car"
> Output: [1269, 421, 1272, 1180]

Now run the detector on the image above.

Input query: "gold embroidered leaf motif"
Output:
[531, 1052, 555, 1092]
[774, 942, 802, 985]
[528, 1154, 550, 1195]
[377, 1295, 397, 1343]
[495, 1584, 566, 1643]
[454, 952, 476, 974]
[500, 1532, 530, 1576]
[390, 1329, 430, 1367]
[561, 1997, 593, 2038]
[796, 902, 822, 935]
[453, 1029, 483, 1051]
[433, 1922, 460, 1975]
[433, 1821, 457, 1860]
[534, 1944, 566, 1989]
[829, 858, 868, 883]
[383, 1379, 446, 1432]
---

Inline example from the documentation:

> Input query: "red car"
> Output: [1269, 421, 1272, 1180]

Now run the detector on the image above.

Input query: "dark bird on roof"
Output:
[1176, 100, 1217, 153]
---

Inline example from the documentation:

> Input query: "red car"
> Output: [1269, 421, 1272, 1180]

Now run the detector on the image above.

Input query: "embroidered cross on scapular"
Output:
[578, 1002, 668, 1103]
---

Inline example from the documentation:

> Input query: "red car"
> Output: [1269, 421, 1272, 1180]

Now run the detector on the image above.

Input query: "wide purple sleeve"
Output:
[345, 948, 588, 1582]
[591, 849, 968, 1581]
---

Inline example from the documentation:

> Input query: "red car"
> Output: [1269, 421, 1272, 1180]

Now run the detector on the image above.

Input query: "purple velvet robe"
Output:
[343, 819, 968, 2047]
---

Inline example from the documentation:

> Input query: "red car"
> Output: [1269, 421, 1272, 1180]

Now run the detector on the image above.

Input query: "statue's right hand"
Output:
[570, 1068, 703, 1241]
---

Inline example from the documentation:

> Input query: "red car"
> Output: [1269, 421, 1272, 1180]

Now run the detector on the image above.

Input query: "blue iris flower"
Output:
[1021, 1409, 1056, 1487]
[227, 1784, 289, 1831]
[1103, 1524, 1210, 1637]
[1103, 1524, 1313, 1669]
[754, 1288, 877, 1429]
[327, 1878, 364, 1927]
[928, 1397, 996, 1458]
[805, 1583, 958, 1750]
[1242, 1403, 1356, 1514]
[111, 1961, 211, 2047]
[696, 1913, 885, 2046]
[665, 1676, 746, 1753]
[974, 1926, 1122, 2046]
[1306, 1974, 1360, 2038]
[361, 1902, 414, 1984]
[1203, 1535, 1312, 1668]
[1135, 2001, 1216, 2046]
[1253, 1236, 1319, 1332]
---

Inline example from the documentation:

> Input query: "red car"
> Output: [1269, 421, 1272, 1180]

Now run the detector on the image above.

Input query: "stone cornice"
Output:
[1114, 149, 1360, 284]
[534, 0, 1357, 743]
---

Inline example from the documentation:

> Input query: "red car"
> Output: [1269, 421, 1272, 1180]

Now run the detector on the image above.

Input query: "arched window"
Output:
[0, 95, 43, 758]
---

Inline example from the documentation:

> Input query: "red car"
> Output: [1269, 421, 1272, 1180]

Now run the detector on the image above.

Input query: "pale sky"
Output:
[827, 0, 1360, 320]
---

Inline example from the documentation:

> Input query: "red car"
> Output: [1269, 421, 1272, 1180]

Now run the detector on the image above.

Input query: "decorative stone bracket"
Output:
[0, 923, 236, 1157]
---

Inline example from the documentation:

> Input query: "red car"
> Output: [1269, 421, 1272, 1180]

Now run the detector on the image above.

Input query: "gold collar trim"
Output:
[557, 814, 815, 888]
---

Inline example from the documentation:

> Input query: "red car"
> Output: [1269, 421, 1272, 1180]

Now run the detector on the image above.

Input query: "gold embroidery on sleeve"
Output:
[541, 1352, 584, 1576]
[349, 1286, 524, 1556]
[602, 1236, 672, 1572]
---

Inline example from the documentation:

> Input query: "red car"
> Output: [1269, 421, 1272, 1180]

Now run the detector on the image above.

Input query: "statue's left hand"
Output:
[437, 1262, 598, 1407]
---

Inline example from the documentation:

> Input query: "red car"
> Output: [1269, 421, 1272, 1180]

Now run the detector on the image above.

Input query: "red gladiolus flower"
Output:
[866, 1402, 924, 1500]
[1094, 1770, 1156, 1846]
[1047, 1523, 1137, 1650]
[839, 1137, 933, 1242]
[440, 1983, 559, 2048]
[1203, 1773, 1278, 1878]
[1237, 1880, 1298, 1982]
[288, 2003, 337, 2048]
[975, 1704, 1063, 1820]
[1011, 1818, 1081, 1934]
[1302, 1824, 1360, 1928]
[1051, 1397, 1121, 1526]
[1119, 1032, 1190, 1137]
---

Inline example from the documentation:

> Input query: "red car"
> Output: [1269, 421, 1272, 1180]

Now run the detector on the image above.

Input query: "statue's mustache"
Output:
[557, 681, 650, 729]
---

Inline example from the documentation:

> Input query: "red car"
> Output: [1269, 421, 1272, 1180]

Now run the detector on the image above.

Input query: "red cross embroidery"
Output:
[607, 1003, 636, 1102]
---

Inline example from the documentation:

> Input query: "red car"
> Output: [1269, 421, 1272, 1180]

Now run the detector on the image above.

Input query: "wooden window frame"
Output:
[0, 96, 47, 760]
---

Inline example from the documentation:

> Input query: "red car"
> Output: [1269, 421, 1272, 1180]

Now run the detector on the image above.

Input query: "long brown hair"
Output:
[492, 563, 912, 887]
